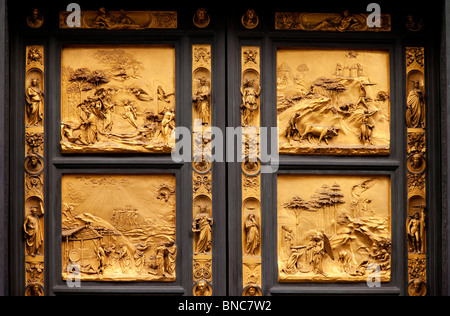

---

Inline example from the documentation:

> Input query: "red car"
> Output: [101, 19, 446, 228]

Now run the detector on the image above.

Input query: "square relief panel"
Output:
[61, 45, 176, 154]
[277, 174, 391, 283]
[61, 174, 176, 282]
[277, 48, 391, 156]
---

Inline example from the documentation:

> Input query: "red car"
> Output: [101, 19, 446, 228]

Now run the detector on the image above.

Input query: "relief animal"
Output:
[300, 125, 339, 145]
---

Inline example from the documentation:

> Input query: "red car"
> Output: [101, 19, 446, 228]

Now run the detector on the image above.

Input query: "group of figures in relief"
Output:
[61, 175, 177, 281]
[278, 176, 391, 282]
[278, 49, 391, 155]
[61, 47, 176, 153]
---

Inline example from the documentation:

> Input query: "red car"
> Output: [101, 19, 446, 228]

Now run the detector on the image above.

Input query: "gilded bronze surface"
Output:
[241, 46, 262, 295]
[406, 47, 427, 296]
[61, 46, 176, 154]
[278, 48, 391, 155]
[25, 46, 45, 295]
[275, 11, 391, 32]
[192, 44, 214, 295]
[278, 175, 391, 283]
[60, 8, 177, 29]
[61, 174, 176, 282]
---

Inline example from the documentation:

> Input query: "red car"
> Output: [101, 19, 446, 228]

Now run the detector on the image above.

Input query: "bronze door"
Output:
[6, 2, 446, 296]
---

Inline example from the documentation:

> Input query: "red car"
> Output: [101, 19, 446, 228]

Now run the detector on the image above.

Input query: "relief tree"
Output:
[283, 196, 310, 244]
[329, 183, 345, 235]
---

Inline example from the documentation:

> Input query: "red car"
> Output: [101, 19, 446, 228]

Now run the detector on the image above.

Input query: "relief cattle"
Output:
[300, 125, 340, 145]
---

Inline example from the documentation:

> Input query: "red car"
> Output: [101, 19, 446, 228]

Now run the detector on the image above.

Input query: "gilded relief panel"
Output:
[61, 46, 176, 154]
[278, 49, 391, 155]
[61, 174, 176, 282]
[278, 175, 391, 283]
[275, 11, 391, 32]
[60, 9, 177, 29]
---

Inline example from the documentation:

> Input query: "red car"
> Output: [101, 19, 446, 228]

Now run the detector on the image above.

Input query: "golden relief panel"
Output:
[278, 48, 391, 156]
[61, 45, 176, 154]
[275, 11, 391, 32]
[278, 174, 391, 283]
[60, 8, 177, 30]
[61, 174, 176, 282]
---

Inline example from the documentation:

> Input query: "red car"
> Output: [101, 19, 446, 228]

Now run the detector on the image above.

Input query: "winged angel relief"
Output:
[61, 174, 176, 281]
[278, 49, 391, 155]
[278, 175, 391, 283]
[61, 46, 176, 153]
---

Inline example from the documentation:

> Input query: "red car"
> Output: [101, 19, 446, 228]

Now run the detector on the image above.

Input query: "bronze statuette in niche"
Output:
[61, 174, 177, 282]
[61, 46, 176, 154]
[278, 49, 391, 156]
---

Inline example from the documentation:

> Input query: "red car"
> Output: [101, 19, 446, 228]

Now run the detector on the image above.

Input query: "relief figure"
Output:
[406, 80, 425, 128]
[193, 77, 211, 126]
[407, 208, 426, 253]
[245, 214, 260, 256]
[24, 200, 44, 256]
[192, 205, 213, 254]
[26, 78, 44, 126]
[241, 79, 261, 127]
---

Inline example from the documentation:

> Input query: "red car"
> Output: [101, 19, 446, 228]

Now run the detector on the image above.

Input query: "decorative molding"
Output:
[275, 11, 391, 32]
[406, 47, 427, 296]
[193, 8, 210, 29]
[192, 44, 213, 296]
[60, 8, 177, 29]
[241, 46, 262, 296]
[24, 46, 45, 295]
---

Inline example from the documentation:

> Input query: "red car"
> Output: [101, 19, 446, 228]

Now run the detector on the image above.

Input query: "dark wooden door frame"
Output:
[0, 0, 9, 297]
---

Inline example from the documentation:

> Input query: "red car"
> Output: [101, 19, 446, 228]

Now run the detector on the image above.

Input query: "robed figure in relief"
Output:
[26, 79, 44, 126]
[24, 201, 44, 256]
[245, 214, 260, 255]
[406, 80, 425, 128]
[192, 205, 213, 253]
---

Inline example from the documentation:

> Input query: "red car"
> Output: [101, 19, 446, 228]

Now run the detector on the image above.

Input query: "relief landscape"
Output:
[61, 46, 176, 154]
[278, 49, 391, 155]
[278, 175, 391, 283]
[61, 174, 176, 282]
